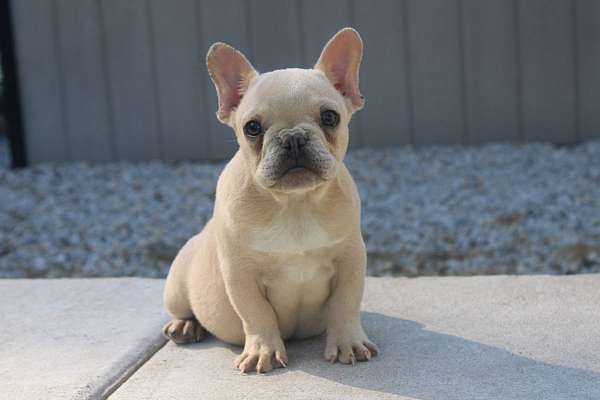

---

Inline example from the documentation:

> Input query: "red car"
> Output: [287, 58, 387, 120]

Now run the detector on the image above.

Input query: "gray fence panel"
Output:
[518, 0, 576, 143]
[353, 0, 412, 148]
[55, 0, 114, 162]
[149, 0, 208, 161]
[576, 0, 600, 141]
[11, 0, 600, 164]
[11, 0, 68, 163]
[101, 0, 162, 161]
[407, 0, 465, 145]
[462, 0, 520, 143]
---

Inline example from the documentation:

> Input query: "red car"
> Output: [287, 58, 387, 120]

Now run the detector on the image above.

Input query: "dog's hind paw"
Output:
[163, 319, 206, 344]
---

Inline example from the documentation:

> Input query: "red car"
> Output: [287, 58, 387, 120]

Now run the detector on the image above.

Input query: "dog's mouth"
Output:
[276, 157, 319, 178]
[282, 165, 313, 175]
[269, 163, 322, 191]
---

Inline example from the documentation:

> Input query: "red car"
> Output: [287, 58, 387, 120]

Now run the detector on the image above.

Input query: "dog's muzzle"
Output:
[257, 126, 336, 188]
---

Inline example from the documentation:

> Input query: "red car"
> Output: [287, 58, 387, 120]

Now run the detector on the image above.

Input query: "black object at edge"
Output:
[0, 0, 27, 168]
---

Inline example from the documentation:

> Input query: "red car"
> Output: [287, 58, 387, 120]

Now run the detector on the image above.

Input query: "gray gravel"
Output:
[1, 141, 599, 278]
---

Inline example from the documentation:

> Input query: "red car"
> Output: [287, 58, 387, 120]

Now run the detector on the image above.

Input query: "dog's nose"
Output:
[280, 128, 308, 160]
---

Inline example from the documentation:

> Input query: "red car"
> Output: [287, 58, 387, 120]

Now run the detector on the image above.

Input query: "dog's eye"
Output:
[243, 120, 263, 137]
[320, 110, 339, 128]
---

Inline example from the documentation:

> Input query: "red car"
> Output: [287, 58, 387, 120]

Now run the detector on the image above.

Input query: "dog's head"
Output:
[207, 28, 364, 193]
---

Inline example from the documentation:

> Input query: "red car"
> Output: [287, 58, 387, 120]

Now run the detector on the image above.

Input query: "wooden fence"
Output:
[10, 0, 600, 163]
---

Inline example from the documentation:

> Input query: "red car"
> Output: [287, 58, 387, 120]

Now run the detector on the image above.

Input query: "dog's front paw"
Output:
[324, 327, 379, 365]
[234, 334, 288, 374]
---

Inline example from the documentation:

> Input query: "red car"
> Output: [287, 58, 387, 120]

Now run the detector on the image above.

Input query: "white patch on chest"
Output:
[251, 207, 338, 254]
[276, 257, 326, 284]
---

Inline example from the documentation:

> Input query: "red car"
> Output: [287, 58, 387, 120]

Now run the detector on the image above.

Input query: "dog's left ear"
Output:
[315, 28, 364, 111]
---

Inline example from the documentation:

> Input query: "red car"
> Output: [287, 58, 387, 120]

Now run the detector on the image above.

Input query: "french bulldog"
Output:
[163, 27, 378, 374]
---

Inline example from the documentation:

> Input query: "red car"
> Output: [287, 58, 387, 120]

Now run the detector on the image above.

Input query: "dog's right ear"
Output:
[207, 43, 258, 124]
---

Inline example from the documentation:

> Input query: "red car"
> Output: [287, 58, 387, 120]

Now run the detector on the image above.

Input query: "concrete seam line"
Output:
[100, 337, 168, 400]
[72, 332, 168, 400]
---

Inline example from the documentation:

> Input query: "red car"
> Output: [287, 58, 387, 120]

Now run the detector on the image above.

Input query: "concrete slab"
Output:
[111, 275, 600, 400]
[0, 279, 167, 400]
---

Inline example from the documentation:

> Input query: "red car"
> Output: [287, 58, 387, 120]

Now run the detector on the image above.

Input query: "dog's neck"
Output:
[214, 150, 357, 248]
[247, 177, 348, 254]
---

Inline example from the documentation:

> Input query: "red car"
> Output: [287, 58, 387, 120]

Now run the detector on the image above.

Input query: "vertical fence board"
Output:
[247, 0, 302, 72]
[11, 0, 68, 163]
[462, 0, 520, 143]
[101, 0, 161, 161]
[149, 0, 207, 160]
[407, 0, 465, 145]
[197, 0, 251, 159]
[55, 0, 114, 161]
[353, 0, 412, 147]
[576, 0, 600, 141]
[518, 0, 576, 143]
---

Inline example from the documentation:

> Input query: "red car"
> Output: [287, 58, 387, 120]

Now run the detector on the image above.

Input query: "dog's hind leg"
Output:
[163, 318, 205, 344]
[163, 234, 206, 344]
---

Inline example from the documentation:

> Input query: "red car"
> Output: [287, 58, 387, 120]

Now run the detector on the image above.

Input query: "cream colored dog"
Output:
[163, 28, 378, 374]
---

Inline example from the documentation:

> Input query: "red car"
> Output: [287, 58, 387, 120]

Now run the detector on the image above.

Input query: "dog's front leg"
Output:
[325, 237, 379, 364]
[221, 260, 287, 373]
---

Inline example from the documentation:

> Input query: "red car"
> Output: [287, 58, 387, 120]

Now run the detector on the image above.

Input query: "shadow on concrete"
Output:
[281, 312, 600, 400]
[185, 312, 600, 399]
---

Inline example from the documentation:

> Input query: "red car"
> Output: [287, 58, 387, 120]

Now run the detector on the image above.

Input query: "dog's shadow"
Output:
[191, 312, 600, 399]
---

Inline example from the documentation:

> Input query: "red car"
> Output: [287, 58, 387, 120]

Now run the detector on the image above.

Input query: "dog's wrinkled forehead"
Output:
[237, 69, 345, 124]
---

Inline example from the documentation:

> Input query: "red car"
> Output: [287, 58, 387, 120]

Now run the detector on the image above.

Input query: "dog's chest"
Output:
[250, 207, 339, 254]
[250, 206, 340, 338]
[262, 253, 335, 338]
